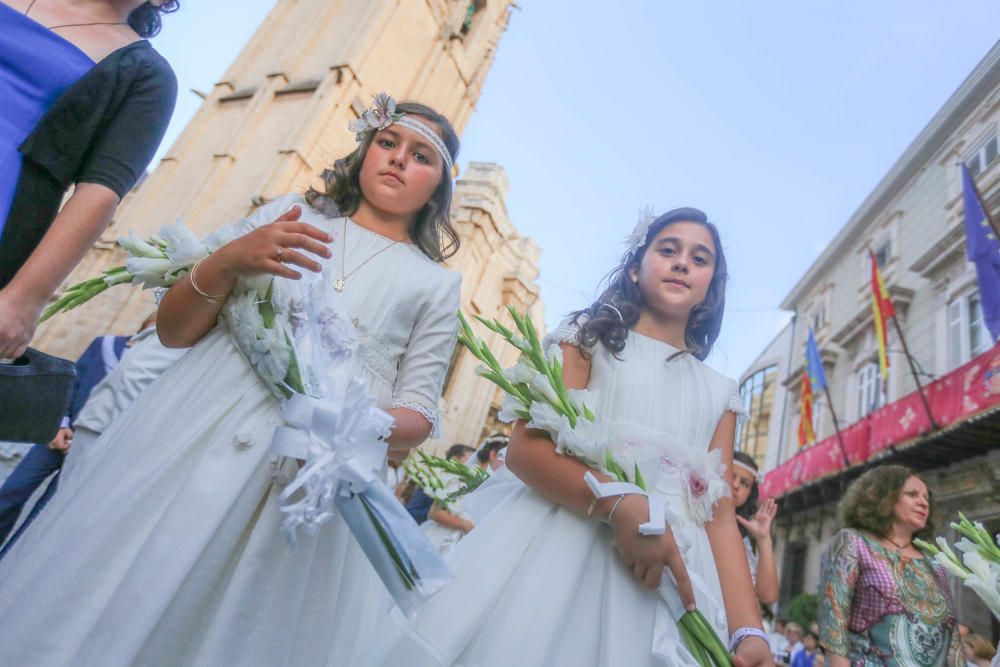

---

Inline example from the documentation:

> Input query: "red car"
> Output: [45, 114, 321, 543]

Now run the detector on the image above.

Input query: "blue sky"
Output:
[150, 2, 1000, 378]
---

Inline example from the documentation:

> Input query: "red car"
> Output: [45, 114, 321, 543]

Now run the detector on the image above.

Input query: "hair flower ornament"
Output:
[346, 92, 455, 173]
[348, 93, 404, 141]
[625, 206, 657, 254]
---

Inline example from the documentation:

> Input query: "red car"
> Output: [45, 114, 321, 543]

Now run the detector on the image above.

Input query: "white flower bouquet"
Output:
[916, 513, 1000, 621]
[403, 450, 489, 510]
[457, 308, 732, 667]
[41, 218, 452, 616]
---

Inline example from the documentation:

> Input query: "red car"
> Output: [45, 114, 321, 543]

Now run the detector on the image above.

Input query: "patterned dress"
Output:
[818, 529, 963, 666]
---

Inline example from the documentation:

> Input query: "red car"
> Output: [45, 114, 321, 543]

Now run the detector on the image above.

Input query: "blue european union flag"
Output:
[961, 164, 1000, 343]
[805, 327, 827, 392]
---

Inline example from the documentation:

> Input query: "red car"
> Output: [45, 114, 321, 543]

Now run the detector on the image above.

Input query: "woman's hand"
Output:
[736, 497, 777, 543]
[211, 205, 332, 281]
[0, 286, 43, 359]
[732, 635, 775, 667]
[610, 494, 695, 605]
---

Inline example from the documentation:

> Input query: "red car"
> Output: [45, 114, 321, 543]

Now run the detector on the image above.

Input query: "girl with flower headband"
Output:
[363, 209, 774, 666]
[0, 95, 462, 666]
[732, 450, 780, 607]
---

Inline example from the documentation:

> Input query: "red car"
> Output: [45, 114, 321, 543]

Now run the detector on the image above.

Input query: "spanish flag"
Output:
[797, 369, 816, 447]
[870, 251, 896, 382]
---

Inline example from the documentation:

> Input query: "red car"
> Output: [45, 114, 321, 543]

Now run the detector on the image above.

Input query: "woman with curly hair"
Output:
[817, 464, 963, 666]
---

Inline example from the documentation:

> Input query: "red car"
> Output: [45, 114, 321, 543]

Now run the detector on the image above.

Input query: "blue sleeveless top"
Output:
[0, 2, 94, 238]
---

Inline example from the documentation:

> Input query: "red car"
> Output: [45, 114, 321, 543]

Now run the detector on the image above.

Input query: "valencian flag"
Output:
[961, 164, 1000, 343]
[797, 369, 816, 446]
[805, 327, 827, 392]
[869, 251, 896, 382]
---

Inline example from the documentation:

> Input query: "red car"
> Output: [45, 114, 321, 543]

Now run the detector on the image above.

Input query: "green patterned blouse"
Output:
[818, 529, 963, 666]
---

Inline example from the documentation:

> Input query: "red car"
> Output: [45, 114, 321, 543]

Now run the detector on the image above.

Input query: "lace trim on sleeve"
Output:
[390, 399, 442, 439]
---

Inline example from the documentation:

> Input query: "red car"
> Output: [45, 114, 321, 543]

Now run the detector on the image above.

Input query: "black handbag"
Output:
[0, 347, 76, 444]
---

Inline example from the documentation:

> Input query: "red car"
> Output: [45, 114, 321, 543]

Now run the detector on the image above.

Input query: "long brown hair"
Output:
[574, 207, 728, 360]
[305, 102, 461, 263]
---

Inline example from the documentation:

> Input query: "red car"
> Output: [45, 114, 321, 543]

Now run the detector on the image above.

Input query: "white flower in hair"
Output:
[624, 206, 657, 253]
[348, 92, 405, 141]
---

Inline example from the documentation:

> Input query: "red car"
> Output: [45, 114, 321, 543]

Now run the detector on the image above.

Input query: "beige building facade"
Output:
[739, 42, 1000, 638]
[33, 0, 542, 450]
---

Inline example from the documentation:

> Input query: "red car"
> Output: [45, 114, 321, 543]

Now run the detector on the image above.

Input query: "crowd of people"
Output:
[0, 2, 998, 666]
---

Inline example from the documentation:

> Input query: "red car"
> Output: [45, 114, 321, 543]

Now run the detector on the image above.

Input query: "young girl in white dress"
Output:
[0, 98, 462, 667]
[362, 208, 774, 666]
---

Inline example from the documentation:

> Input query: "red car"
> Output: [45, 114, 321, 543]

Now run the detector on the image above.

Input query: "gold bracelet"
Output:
[189, 257, 225, 304]
[606, 494, 627, 523]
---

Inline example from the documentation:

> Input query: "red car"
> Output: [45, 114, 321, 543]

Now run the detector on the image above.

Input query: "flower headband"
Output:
[624, 206, 657, 254]
[348, 93, 454, 172]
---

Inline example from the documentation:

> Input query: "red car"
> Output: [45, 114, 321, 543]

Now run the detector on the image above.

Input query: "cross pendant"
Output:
[333, 278, 345, 292]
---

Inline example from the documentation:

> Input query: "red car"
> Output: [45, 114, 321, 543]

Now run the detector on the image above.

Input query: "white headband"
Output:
[348, 93, 454, 173]
[734, 459, 763, 483]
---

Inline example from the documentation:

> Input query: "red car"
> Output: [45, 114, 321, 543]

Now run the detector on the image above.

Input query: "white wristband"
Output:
[728, 626, 769, 653]
[583, 471, 667, 535]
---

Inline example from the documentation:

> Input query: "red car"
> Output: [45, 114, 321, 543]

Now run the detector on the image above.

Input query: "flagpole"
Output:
[821, 384, 850, 468]
[888, 314, 939, 431]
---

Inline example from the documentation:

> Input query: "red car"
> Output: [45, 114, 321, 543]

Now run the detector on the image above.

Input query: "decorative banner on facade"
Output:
[761, 345, 1000, 499]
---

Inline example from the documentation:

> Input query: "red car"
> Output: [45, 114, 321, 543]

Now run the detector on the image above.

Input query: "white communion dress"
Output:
[0, 194, 461, 667]
[361, 316, 747, 667]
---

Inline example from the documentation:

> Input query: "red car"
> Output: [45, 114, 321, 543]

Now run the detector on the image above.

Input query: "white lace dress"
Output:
[422, 472, 473, 556]
[0, 194, 461, 667]
[361, 317, 746, 667]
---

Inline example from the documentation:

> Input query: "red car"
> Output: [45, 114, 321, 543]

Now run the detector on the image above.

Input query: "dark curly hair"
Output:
[573, 207, 728, 360]
[839, 465, 936, 541]
[733, 450, 760, 547]
[128, 1, 180, 38]
[305, 102, 461, 263]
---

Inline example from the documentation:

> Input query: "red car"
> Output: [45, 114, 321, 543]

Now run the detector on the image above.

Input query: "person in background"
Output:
[471, 432, 508, 472]
[818, 464, 963, 666]
[783, 623, 804, 664]
[770, 617, 789, 656]
[405, 443, 473, 525]
[0, 313, 154, 550]
[732, 450, 779, 605]
[963, 633, 996, 667]
[0, 0, 178, 360]
[423, 443, 477, 555]
[791, 631, 820, 667]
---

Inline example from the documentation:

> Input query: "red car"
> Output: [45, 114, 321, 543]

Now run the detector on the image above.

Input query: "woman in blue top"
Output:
[0, 1, 178, 359]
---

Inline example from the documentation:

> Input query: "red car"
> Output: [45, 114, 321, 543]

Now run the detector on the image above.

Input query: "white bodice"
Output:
[238, 193, 461, 436]
[546, 316, 742, 455]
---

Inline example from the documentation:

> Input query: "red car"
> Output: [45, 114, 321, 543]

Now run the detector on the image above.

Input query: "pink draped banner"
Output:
[761, 345, 1000, 499]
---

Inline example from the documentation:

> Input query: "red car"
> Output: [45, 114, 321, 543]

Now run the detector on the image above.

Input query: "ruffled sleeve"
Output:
[390, 271, 462, 438]
[541, 313, 588, 350]
[726, 378, 748, 423]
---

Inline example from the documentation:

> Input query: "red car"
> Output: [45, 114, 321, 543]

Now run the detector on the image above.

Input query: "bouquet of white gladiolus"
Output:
[916, 513, 1000, 622]
[403, 450, 489, 509]
[457, 307, 733, 667]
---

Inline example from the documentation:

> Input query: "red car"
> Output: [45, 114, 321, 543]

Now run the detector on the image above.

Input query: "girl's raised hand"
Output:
[610, 494, 695, 607]
[735, 497, 777, 542]
[213, 205, 333, 281]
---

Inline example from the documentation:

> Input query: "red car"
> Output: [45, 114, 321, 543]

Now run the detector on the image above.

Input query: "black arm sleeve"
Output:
[77, 54, 178, 198]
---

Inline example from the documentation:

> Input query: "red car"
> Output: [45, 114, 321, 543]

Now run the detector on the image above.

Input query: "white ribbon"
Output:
[269, 384, 394, 542]
[584, 471, 668, 536]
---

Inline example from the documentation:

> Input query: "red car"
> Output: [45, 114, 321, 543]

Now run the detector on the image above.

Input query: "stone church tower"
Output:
[34, 0, 542, 447]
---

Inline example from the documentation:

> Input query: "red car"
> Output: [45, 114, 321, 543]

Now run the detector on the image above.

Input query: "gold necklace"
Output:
[333, 218, 399, 292]
[26, 0, 128, 30]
